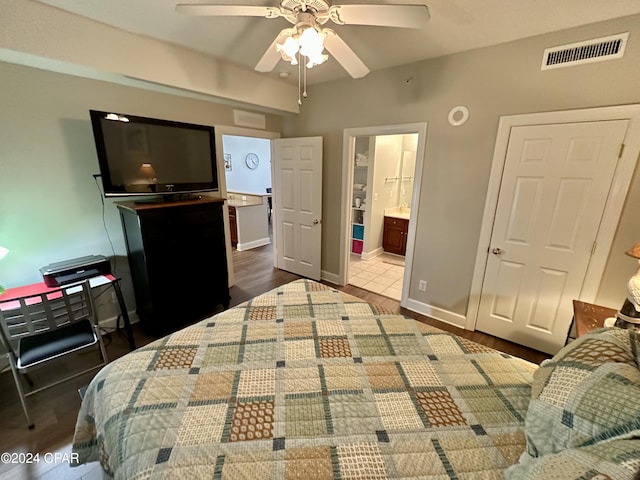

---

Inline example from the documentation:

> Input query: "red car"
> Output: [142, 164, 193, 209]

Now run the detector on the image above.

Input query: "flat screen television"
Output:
[89, 110, 218, 197]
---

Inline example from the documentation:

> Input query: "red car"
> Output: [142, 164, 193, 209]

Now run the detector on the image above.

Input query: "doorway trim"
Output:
[214, 125, 281, 287]
[466, 104, 640, 330]
[338, 122, 427, 308]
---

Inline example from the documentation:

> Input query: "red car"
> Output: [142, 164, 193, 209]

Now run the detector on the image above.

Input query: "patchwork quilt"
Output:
[72, 279, 537, 479]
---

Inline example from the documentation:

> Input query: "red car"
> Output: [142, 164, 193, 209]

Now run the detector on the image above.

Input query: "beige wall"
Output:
[284, 14, 640, 316]
[0, 0, 299, 114]
[2, 4, 639, 331]
[0, 61, 282, 316]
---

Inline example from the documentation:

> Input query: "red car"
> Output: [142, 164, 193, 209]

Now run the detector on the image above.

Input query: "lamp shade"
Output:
[626, 241, 640, 259]
[139, 163, 157, 177]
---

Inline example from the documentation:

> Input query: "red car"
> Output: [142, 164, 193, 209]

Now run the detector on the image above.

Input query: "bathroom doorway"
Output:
[339, 123, 427, 306]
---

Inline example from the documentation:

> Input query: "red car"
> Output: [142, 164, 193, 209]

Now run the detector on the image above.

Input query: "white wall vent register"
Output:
[541, 32, 628, 70]
[233, 109, 266, 129]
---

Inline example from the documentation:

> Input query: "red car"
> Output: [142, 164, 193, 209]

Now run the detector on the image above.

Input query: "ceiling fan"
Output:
[175, 1, 430, 80]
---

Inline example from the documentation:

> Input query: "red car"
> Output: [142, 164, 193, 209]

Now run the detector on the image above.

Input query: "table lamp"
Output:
[616, 241, 640, 327]
[139, 163, 157, 183]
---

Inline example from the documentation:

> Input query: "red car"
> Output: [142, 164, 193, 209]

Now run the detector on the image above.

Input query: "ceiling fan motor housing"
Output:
[280, 0, 330, 14]
[295, 11, 321, 30]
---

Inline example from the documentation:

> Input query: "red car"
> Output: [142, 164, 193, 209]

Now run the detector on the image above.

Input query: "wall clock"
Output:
[245, 153, 259, 170]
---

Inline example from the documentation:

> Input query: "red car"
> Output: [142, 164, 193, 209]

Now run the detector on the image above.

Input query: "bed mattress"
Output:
[73, 279, 536, 479]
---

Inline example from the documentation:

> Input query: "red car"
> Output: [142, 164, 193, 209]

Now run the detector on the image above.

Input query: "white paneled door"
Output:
[272, 137, 323, 280]
[476, 120, 629, 354]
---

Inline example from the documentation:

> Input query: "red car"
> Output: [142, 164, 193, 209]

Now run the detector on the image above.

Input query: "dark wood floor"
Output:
[0, 242, 548, 479]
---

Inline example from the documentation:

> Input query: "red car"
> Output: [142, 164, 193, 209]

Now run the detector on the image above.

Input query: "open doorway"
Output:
[340, 123, 427, 306]
[213, 126, 280, 288]
[222, 134, 273, 251]
[214, 126, 324, 287]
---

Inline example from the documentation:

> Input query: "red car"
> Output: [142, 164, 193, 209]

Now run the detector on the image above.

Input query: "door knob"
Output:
[313, 219, 320, 225]
[492, 247, 503, 255]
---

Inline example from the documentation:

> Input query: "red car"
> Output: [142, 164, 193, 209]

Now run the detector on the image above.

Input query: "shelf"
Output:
[352, 151, 369, 256]
[352, 224, 364, 240]
[351, 239, 363, 255]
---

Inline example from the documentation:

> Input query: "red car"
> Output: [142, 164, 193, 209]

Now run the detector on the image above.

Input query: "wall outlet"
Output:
[418, 280, 427, 291]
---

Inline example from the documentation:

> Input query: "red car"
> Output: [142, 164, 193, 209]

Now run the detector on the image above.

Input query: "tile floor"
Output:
[348, 253, 405, 301]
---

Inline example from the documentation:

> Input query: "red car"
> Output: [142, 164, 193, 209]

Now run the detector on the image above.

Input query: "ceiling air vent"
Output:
[541, 32, 628, 70]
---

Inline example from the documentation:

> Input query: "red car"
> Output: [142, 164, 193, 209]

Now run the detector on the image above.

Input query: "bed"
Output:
[72, 279, 640, 479]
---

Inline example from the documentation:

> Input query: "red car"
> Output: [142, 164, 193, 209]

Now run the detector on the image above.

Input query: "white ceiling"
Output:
[36, 0, 640, 85]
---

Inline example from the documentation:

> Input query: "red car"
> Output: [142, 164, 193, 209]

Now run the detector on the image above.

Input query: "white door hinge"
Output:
[591, 242, 597, 255]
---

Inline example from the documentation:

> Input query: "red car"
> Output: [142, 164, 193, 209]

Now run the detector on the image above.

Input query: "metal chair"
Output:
[0, 280, 108, 429]
[266, 187, 272, 222]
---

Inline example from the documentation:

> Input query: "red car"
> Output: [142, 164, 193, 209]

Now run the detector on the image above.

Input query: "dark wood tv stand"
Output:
[116, 197, 229, 335]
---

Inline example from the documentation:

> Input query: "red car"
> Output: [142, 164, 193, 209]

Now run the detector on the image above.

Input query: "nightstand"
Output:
[566, 300, 617, 343]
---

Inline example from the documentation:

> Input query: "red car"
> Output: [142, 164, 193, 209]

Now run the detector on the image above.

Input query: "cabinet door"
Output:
[383, 217, 408, 256]
[139, 203, 228, 331]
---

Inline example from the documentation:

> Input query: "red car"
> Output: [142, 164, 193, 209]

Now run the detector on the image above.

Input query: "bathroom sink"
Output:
[384, 207, 410, 220]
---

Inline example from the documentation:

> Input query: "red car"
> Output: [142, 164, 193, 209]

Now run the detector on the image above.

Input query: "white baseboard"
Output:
[361, 248, 383, 261]
[403, 297, 467, 329]
[321, 270, 343, 286]
[237, 237, 271, 251]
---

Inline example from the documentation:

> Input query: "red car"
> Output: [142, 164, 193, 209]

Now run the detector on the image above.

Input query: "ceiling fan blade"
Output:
[255, 29, 292, 72]
[176, 4, 281, 18]
[323, 30, 369, 79]
[328, 4, 430, 29]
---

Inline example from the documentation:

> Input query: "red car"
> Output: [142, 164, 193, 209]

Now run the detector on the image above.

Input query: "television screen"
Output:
[89, 110, 218, 197]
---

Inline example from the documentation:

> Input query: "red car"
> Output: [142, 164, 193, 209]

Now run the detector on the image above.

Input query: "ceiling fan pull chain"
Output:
[303, 56, 308, 99]
[297, 52, 302, 105]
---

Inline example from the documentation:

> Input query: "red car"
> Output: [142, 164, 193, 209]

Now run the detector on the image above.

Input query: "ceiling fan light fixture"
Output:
[274, 23, 329, 105]
[298, 26, 322, 53]
[276, 22, 328, 68]
[276, 36, 300, 64]
[305, 52, 328, 68]
[298, 26, 327, 67]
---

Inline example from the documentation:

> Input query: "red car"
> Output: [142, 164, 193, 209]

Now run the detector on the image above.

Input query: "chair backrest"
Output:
[0, 281, 95, 355]
[266, 188, 273, 209]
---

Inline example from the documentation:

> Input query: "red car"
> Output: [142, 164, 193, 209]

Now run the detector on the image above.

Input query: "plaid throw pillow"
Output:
[524, 328, 640, 458]
[505, 438, 640, 480]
